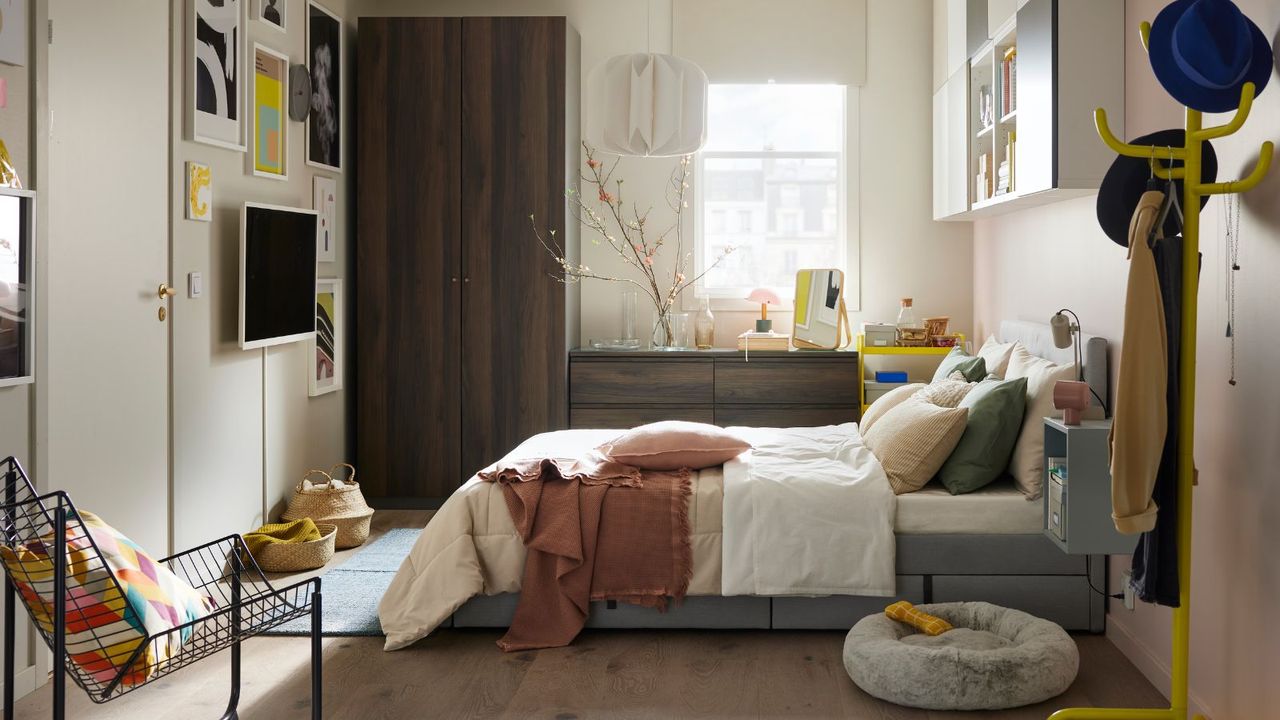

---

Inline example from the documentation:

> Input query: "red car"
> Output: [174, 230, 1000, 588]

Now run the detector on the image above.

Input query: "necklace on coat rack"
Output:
[1223, 193, 1240, 386]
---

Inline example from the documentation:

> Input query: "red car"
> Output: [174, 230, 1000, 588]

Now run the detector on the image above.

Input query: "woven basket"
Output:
[281, 464, 374, 549]
[253, 523, 337, 573]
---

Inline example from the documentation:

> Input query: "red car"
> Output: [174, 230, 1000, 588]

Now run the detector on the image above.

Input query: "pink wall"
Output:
[972, 1, 1280, 717]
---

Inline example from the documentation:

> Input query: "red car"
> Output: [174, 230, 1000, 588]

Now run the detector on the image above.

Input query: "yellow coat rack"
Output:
[1049, 21, 1273, 720]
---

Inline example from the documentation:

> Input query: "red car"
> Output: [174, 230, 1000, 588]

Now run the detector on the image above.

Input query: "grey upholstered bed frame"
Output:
[449, 321, 1112, 633]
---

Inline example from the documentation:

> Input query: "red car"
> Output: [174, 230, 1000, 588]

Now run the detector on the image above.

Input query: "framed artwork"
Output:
[312, 175, 336, 262]
[309, 278, 342, 397]
[251, 44, 289, 180]
[0, 188, 34, 388]
[257, 0, 286, 33]
[0, 1, 27, 67]
[192, 0, 245, 151]
[185, 162, 212, 222]
[306, 1, 342, 172]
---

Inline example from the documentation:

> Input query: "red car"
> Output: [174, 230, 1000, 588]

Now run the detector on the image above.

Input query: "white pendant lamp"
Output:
[586, 52, 709, 157]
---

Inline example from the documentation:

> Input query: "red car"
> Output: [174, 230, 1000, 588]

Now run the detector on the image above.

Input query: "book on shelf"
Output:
[1002, 47, 1017, 114]
[737, 332, 790, 351]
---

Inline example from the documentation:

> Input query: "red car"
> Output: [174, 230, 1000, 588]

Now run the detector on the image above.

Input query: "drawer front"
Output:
[570, 405, 714, 429]
[932, 575, 1092, 631]
[715, 404, 857, 428]
[570, 359, 714, 405]
[772, 576, 925, 629]
[714, 359, 858, 405]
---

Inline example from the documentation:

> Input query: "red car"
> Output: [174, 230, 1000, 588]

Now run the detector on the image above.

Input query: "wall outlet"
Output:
[1121, 569, 1135, 610]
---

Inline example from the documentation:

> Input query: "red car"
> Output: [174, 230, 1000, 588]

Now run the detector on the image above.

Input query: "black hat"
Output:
[1095, 129, 1218, 247]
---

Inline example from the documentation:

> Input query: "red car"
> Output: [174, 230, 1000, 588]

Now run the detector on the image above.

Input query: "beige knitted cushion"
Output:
[915, 378, 974, 408]
[860, 383, 926, 433]
[864, 399, 969, 495]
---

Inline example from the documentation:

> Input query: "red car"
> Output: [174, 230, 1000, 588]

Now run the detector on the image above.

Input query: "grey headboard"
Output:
[997, 320, 1109, 413]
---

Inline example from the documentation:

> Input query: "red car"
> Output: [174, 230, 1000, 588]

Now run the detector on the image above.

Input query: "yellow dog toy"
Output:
[884, 600, 953, 636]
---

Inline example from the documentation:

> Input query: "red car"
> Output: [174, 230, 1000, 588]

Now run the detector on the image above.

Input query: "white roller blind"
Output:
[673, 0, 867, 85]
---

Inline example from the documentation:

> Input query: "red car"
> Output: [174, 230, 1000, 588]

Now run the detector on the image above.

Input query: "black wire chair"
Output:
[0, 457, 323, 720]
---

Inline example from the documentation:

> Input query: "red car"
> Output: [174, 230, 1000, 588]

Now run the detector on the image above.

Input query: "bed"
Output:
[380, 321, 1110, 648]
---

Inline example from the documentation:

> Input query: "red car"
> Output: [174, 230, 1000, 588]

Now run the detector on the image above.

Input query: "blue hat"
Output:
[1148, 0, 1272, 113]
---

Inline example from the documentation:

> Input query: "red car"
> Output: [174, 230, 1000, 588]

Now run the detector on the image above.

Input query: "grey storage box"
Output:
[864, 380, 908, 405]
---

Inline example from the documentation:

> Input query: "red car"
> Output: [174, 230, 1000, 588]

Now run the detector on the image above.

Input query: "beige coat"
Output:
[1109, 191, 1167, 534]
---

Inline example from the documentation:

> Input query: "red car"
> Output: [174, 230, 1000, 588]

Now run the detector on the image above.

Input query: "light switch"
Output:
[188, 271, 203, 299]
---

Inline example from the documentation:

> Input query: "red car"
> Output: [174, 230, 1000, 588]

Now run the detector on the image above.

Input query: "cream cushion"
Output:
[860, 382, 926, 433]
[915, 378, 974, 408]
[978, 336, 1019, 378]
[1004, 346, 1076, 499]
[863, 399, 969, 495]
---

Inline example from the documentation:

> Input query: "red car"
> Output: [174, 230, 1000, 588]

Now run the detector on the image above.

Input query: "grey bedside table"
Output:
[1042, 417, 1137, 555]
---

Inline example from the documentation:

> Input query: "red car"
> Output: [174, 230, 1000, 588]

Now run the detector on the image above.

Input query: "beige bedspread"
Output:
[378, 430, 723, 651]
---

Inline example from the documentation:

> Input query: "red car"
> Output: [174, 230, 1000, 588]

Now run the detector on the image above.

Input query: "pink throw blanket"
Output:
[479, 453, 693, 651]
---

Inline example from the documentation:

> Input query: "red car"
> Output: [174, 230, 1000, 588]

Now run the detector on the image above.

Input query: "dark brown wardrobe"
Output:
[357, 17, 581, 502]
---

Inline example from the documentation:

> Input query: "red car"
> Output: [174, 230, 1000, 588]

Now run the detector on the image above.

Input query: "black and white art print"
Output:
[258, 0, 286, 33]
[306, 1, 342, 172]
[193, 0, 245, 150]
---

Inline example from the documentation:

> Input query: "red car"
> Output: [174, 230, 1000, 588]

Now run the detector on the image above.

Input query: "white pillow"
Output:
[915, 377, 974, 408]
[977, 336, 1019, 379]
[1005, 345, 1076, 499]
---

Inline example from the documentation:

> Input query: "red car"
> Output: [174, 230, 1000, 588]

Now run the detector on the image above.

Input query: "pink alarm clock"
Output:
[1053, 380, 1091, 425]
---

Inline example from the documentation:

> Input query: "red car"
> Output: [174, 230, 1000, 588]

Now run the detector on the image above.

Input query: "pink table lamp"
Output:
[747, 288, 781, 332]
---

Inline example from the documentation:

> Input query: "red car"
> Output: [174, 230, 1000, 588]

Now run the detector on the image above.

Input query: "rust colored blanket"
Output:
[479, 454, 693, 652]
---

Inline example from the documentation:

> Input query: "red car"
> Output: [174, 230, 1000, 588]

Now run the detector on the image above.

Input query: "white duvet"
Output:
[721, 424, 896, 596]
[378, 425, 895, 650]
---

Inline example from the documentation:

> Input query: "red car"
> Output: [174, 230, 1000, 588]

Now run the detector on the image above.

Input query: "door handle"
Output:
[157, 283, 177, 300]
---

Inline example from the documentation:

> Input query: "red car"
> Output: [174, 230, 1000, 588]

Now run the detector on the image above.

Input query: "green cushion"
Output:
[931, 346, 987, 384]
[937, 375, 1028, 494]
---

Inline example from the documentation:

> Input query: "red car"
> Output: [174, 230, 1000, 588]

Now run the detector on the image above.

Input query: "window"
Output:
[694, 84, 848, 301]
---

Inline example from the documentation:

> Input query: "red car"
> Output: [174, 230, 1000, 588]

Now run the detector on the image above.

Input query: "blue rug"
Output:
[263, 528, 420, 636]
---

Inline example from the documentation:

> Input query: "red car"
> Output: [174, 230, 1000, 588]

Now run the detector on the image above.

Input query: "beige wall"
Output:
[363, 0, 972, 355]
[0, 20, 31, 474]
[169, 0, 355, 550]
[972, 0, 1280, 716]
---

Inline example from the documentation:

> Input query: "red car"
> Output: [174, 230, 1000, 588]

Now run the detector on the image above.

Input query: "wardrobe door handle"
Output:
[451, 277, 458, 283]
[463, 277, 471, 283]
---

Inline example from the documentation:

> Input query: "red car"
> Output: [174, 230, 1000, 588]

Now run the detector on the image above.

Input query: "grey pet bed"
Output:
[843, 601, 1079, 710]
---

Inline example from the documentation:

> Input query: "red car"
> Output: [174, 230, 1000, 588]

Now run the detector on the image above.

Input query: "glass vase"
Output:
[694, 298, 715, 349]
[652, 309, 691, 350]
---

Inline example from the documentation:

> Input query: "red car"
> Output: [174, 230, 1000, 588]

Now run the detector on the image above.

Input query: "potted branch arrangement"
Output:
[532, 143, 733, 349]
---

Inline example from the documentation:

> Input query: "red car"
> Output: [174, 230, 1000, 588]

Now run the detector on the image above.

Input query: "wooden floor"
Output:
[14, 511, 1168, 719]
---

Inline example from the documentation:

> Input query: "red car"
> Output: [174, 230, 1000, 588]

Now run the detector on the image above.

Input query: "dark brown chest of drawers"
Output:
[569, 349, 860, 429]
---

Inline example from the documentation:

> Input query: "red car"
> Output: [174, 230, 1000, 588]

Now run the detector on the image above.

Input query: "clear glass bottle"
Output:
[694, 298, 715, 349]
[896, 297, 917, 329]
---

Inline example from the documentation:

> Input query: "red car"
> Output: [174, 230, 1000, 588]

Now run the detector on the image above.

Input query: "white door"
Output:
[45, 0, 171, 553]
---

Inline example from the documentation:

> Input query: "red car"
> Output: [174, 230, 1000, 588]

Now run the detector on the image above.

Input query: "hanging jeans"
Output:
[1130, 235, 1198, 607]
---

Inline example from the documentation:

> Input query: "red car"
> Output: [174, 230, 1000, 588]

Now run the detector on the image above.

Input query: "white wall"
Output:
[363, 0, 972, 353]
[168, 0, 355, 550]
[973, 1, 1280, 716]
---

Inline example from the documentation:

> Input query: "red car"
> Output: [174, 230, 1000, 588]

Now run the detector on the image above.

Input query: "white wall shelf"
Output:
[932, 0, 1124, 222]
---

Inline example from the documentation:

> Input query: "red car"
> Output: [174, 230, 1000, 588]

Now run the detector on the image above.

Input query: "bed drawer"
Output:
[570, 359, 714, 405]
[570, 405, 714, 429]
[714, 404, 857, 428]
[588, 596, 770, 629]
[896, 534, 1084, 575]
[714, 359, 858, 405]
[771, 576, 925, 629]
[932, 575, 1092, 630]
[452, 593, 771, 629]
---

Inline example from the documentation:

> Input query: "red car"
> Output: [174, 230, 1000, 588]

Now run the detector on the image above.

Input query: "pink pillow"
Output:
[597, 421, 751, 470]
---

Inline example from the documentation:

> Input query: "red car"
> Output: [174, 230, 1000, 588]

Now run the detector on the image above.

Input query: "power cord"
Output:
[1085, 556, 1124, 599]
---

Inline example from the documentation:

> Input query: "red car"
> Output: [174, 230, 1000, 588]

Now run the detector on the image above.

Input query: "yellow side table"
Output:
[856, 333, 966, 416]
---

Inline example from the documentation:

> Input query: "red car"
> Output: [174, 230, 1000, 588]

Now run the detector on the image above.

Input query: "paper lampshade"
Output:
[586, 53, 708, 157]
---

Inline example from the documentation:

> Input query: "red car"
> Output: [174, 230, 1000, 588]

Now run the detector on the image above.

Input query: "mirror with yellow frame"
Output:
[792, 268, 850, 350]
